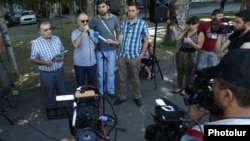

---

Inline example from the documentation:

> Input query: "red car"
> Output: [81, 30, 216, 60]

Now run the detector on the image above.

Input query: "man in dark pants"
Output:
[31, 21, 66, 108]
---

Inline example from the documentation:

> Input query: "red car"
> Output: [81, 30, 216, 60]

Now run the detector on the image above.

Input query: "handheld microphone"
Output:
[87, 30, 90, 36]
[93, 31, 106, 42]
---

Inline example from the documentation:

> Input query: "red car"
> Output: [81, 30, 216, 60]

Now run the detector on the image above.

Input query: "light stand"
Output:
[88, 33, 108, 113]
[150, 22, 164, 90]
[96, 49, 108, 113]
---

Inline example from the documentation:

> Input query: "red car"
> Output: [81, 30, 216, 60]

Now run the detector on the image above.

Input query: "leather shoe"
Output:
[133, 98, 142, 107]
[113, 99, 126, 105]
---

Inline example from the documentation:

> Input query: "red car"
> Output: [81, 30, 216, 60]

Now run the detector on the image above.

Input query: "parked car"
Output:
[20, 10, 37, 25]
[4, 14, 14, 27]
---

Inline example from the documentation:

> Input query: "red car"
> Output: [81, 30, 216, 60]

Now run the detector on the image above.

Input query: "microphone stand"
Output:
[88, 32, 109, 113]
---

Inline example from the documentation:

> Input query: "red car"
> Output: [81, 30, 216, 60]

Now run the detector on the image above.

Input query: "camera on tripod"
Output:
[210, 18, 233, 34]
[145, 98, 190, 141]
[183, 71, 223, 115]
[47, 86, 117, 141]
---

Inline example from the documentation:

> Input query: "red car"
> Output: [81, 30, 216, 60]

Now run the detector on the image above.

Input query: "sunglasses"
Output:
[81, 20, 89, 23]
[43, 28, 51, 32]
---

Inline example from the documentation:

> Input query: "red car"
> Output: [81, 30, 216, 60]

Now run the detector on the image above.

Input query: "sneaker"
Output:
[113, 99, 127, 105]
[133, 98, 142, 107]
[146, 73, 154, 80]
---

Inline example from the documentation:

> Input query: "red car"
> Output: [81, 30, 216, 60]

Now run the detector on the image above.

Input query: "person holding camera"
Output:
[215, 10, 250, 58]
[170, 16, 204, 95]
[196, 9, 224, 70]
[181, 49, 250, 141]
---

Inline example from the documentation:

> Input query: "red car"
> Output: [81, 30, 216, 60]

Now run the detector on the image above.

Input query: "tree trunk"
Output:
[0, 4, 19, 82]
[40, 0, 47, 18]
[165, 0, 190, 41]
[246, 0, 250, 9]
[68, 0, 75, 22]
[119, 0, 127, 23]
[86, 0, 95, 19]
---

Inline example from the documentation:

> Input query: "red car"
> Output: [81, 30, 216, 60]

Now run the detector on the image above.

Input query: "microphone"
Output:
[93, 31, 106, 42]
[87, 30, 90, 36]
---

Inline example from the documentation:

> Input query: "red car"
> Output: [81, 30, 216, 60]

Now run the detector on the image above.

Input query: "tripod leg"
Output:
[1, 112, 14, 125]
[154, 56, 164, 80]
[139, 64, 146, 74]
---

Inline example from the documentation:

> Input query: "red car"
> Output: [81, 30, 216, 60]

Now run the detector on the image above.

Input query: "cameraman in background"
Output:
[215, 10, 250, 58]
[181, 49, 250, 141]
[196, 9, 224, 70]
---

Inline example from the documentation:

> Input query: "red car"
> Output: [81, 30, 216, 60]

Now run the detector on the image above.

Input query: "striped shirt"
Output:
[118, 18, 149, 59]
[31, 35, 65, 72]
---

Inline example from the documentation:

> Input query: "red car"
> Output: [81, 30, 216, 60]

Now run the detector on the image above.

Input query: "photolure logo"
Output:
[204, 125, 250, 140]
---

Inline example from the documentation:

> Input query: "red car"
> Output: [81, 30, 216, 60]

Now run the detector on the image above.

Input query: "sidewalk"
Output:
[1, 59, 184, 141]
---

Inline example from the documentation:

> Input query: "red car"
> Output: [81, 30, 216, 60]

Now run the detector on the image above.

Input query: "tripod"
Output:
[150, 22, 164, 90]
[88, 33, 108, 113]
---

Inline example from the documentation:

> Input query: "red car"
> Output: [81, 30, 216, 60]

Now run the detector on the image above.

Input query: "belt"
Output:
[40, 68, 62, 73]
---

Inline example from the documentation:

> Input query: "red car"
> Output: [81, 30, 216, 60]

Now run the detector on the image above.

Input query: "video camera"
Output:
[145, 98, 190, 141]
[210, 18, 233, 34]
[183, 71, 223, 115]
[46, 86, 117, 141]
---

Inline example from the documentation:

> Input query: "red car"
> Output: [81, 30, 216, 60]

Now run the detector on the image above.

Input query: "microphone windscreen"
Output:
[93, 31, 99, 37]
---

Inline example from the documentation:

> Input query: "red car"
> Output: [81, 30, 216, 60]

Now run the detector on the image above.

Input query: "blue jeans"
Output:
[74, 64, 97, 88]
[96, 50, 116, 95]
[196, 50, 219, 70]
[40, 68, 65, 107]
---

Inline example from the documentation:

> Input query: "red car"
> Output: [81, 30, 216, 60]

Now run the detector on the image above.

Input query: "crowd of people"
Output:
[30, 1, 149, 108]
[169, 8, 250, 141]
[28, 1, 250, 140]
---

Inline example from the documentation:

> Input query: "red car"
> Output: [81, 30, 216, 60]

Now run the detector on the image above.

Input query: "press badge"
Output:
[211, 33, 217, 39]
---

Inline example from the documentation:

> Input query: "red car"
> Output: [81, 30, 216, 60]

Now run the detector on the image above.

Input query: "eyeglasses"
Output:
[81, 20, 89, 23]
[43, 28, 51, 32]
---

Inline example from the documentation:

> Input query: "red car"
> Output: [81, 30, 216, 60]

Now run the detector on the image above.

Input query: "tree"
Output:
[86, 0, 95, 19]
[165, 0, 191, 42]
[119, 0, 127, 23]
[241, 0, 250, 10]
[220, 0, 227, 10]
[0, 4, 19, 83]
[246, 0, 250, 9]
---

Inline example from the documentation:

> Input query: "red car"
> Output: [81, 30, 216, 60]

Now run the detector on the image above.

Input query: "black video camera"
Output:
[183, 71, 223, 115]
[145, 98, 190, 141]
[210, 18, 233, 34]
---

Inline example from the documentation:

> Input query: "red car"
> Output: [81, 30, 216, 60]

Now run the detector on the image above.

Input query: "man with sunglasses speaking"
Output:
[71, 13, 98, 88]
[31, 21, 67, 108]
[89, 0, 120, 97]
